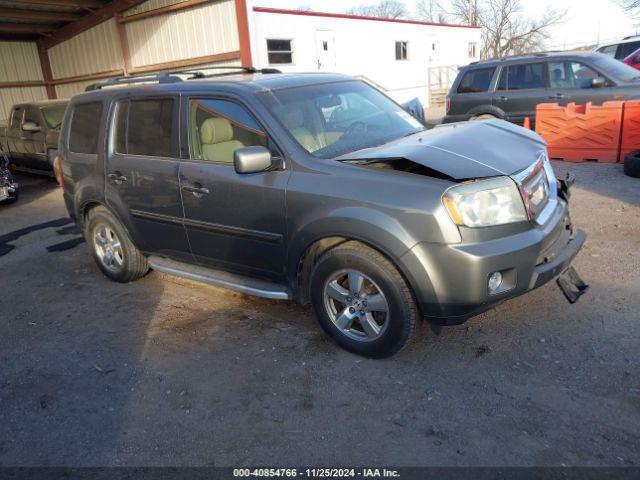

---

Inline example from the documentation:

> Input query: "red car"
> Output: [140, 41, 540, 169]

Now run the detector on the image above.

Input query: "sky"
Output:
[254, 0, 636, 50]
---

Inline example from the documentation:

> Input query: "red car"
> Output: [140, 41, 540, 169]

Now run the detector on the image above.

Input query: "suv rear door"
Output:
[447, 66, 496, 120]
[179, 95, 289, 278]
[492, 61, 547, 124]
[105, 95, 192, 261]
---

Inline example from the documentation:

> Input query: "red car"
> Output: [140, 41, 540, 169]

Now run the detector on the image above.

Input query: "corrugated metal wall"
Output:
[48, 19, 124, 80]
[1, 0, 242, 108]
[0, 41, 43, 82]
[123, 0, 179, 17]
[0, 87, 48, 123]
[55, 80, 97, 99]
[125, 0, 239, 68]
[0, 41, 46, 121]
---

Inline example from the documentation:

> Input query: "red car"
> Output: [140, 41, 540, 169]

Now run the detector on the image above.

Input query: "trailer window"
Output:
[395, 41, 408, 60]
[267, 39, 293, 64]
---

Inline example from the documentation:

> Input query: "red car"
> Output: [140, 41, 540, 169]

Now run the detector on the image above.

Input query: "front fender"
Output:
[287, 207, 437, 312]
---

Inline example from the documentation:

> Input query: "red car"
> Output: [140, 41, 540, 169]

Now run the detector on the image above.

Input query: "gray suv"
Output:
[444, 51, 640, 126]
[58, 68, 586, 357]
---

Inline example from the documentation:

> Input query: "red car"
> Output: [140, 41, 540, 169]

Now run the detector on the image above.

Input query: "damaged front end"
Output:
[339, 121, 588, 318]
[0, 153, 18, 204]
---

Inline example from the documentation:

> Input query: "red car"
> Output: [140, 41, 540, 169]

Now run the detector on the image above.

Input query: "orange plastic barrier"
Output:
[535, 102, 623, 163]
[620, 100, 640, 162]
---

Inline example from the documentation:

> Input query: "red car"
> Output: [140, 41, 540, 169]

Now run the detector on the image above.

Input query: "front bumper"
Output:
[401, 198, 586, 325]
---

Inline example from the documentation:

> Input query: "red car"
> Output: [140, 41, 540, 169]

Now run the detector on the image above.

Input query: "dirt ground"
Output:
[0, 161, 638, 467]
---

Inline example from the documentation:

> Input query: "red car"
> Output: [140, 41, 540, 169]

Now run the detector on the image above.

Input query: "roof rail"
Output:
[85, 66, 282, 91]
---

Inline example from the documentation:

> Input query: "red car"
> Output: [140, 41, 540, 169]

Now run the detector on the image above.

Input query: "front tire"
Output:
[84, 206, 149, 283]
[309, 241, 418, 358]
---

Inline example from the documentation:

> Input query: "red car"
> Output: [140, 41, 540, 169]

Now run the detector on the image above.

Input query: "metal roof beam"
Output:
[0, 8, 82, 22]
[38, 0, 146, 50]
[0, 22, 56, 33]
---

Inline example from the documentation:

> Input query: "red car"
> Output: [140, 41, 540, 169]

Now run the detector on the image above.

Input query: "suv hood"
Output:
[338, 119, 547, 180]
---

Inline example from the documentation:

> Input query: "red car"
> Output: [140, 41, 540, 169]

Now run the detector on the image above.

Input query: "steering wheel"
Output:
[343, 121, 367, 137]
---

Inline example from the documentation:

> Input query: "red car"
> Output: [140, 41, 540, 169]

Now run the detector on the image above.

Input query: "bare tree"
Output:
[415, 0, 449, 23]
[616, 0, 640, 10]
[478, 0, 565, 58]
[615, 0, 640, 17]
[346, 0, 408, 19]
[449, 0, 480, 26]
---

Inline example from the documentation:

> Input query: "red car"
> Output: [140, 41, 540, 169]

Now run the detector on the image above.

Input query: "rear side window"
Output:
[24, 106, 40, 125]
[618, 41, 640, 60]
[69, 102, 103, 154]
[497, 63, 545, 90]
[456, 67, 495, 93]
[597, 44, 617, 58]
[114, 98, 175, 157]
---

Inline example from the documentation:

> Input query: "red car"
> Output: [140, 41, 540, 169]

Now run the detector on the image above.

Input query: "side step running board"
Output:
[148, 256, 291, 300]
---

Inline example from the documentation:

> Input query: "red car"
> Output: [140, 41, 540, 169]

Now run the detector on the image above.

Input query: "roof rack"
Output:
[85, 66, 281, 91]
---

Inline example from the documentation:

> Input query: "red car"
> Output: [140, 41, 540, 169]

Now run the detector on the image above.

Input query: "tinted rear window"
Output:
[497, 63, 545, 90]
[456, 67, 495, 93]
[69, 102, 102, 154]
[114, 98, 175, 157]
[618, 41, 640, 60]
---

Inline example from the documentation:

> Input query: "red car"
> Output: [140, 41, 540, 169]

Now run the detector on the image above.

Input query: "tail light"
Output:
[446, 96, 451, 113]
[53, 155, 64, 190]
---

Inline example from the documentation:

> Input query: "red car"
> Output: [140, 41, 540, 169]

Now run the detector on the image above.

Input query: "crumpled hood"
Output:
[339, 119, 547, 180]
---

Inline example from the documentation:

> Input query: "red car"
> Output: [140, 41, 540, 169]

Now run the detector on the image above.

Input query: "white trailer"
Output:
[247, 4, 482, 107]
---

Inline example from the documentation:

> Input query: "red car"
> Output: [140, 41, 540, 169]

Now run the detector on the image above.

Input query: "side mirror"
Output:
[234, 146, 274, 174]
[591, 77, 606, 89]
[22, 121, 41, 132]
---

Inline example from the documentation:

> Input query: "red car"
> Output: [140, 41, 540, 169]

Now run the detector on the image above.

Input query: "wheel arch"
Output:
[468, 104, 505, 119]
[290, 215, 428, 319]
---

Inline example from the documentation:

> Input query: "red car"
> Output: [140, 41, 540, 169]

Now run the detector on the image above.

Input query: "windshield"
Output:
[592, 54, 640, 82]
[258, 80, 425, 159]
[41, 104, 68, 129]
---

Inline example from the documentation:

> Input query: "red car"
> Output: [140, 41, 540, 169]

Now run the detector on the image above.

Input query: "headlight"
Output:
[442, 177, 527, 227]
[517, 158, 549, 221]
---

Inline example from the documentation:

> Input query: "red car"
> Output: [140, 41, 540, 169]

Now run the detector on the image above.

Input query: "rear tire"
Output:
[624, 150, 640, 178]
[309, 241, 418, 358]
[84, 206, 149, 283]
[470, 114, 496, 121]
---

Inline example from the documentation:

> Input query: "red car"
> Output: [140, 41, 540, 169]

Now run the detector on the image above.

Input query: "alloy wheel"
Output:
[93, 224, 124, 273]
[323, 269, 390, 342]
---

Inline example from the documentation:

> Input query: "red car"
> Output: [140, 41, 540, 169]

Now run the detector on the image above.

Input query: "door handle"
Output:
[495, 96, 508, 102]
[548, 93, 568, 100]
[182, 183, 210, 197]
[107, 172, 127, 185]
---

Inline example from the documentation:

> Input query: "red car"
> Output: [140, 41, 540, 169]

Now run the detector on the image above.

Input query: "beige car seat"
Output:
[279, 106, 327, 153]
[200, 117, 244, 162]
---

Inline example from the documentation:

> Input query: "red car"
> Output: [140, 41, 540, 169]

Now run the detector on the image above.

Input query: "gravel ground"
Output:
[0, 161, 638, 467]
